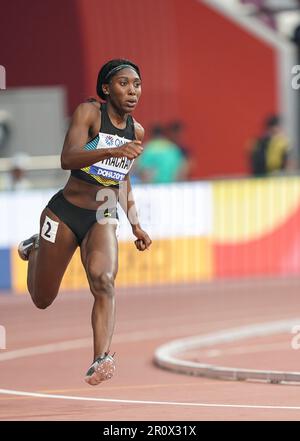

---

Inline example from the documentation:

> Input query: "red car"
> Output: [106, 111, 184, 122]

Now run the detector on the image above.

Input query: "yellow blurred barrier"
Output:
[11, 237, 213, 294]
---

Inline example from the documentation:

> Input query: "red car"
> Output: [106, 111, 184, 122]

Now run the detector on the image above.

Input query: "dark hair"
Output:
[265, 114, 280, 129]
[96, 59, 141, 100]
[149, 124, 164, 137]
[167, 120, 184, 133]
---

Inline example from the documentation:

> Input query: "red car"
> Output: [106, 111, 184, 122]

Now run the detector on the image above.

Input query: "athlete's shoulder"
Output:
[76, 99, 101, 114]
[72, 100, 101, 124]
[132, 118, 145, 142]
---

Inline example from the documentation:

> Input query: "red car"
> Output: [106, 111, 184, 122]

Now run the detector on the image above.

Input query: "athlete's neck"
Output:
[106, 102, 129, 129]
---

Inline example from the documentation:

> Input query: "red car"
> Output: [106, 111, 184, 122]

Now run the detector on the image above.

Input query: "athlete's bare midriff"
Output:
[63, 175, 119, 210]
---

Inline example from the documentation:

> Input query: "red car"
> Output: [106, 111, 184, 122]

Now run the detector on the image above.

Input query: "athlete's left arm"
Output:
[118, 121, 152, 251]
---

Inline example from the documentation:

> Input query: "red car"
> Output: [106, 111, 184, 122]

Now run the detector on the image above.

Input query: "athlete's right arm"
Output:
[61, 103, 143, 170]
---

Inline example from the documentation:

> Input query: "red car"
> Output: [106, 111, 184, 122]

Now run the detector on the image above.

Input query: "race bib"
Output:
[41, 216, 59, 243]
[83, 133, 134, 183]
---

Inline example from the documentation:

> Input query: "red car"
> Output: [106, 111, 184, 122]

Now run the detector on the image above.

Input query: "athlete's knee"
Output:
[31, 291, 56, 309]
[88, 269, 115, 298]
[33, 299, 53, 309]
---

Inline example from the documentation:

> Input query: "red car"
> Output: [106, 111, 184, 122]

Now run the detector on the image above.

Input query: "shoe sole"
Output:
[18, 235, 38, 261]
[85, 358, 115, 386]
[18, 244, 30, 261]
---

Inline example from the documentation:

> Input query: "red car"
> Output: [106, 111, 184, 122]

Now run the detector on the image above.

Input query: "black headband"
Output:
[104, 64, 140, 82]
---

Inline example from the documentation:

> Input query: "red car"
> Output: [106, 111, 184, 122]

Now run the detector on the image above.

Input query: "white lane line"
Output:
[0, 312, 292, 363]
[1, 388, 300, 410]
[0, 316, 264, 363]
[0, 316, 296, 363]
[0, 322, 222, 362]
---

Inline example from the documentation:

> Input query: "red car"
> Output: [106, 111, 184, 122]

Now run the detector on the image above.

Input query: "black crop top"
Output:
[71, 102, 136, 187]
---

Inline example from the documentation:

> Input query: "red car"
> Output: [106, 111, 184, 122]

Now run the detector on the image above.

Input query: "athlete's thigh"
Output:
[34, 207, 78, 295]
[80, 221, 118, 277]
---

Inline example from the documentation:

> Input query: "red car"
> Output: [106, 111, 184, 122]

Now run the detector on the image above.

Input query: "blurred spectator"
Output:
[292, 22, 300, 45]
[248, 115, 292, 176]
[240, 1, 277, 30]
[0, 110, 11, 153]
[165, 120, 193, 180]
[136, 124, 186, 184]
[2, 152, 32, 190]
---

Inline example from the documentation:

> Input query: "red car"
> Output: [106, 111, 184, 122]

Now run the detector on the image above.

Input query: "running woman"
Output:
[18, 59, 152, 386]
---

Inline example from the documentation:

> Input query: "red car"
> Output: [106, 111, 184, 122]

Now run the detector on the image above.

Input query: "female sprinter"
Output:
[18, 59, 152, 386]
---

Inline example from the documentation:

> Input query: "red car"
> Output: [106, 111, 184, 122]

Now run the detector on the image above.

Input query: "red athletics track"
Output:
[1, 277, 300, 421]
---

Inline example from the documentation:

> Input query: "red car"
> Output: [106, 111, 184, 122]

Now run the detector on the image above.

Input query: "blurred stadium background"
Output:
[1, 0, 300, 293]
